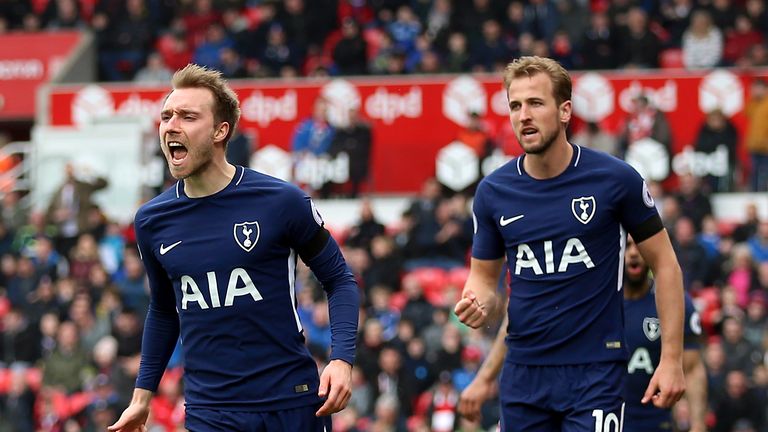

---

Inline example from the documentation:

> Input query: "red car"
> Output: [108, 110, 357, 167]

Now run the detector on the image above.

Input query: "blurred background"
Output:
[0, 0, 767, 431]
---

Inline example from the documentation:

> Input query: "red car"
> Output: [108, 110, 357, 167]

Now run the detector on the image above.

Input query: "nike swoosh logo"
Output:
[499, 215, 524, 226]
[159, 240, 182, 255]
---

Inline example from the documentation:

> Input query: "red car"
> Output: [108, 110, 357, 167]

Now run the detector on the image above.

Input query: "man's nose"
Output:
[163, 115, 182, 134]
[519, 104, 532, 120]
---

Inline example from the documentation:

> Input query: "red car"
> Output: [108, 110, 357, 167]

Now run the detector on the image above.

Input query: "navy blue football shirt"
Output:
[472, 144, 661, 365]
[134, 166, 359, 411]
[623, 284, 700, 429]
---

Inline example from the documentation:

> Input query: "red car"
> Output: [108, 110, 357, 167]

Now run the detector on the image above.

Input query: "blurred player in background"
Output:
[623, 234, 707, 431]
[109, 64, 359, 431]
[455, 56, 686, 431]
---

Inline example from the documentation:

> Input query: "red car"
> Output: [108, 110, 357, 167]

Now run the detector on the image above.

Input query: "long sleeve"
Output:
[303, 236, 359, 365]
[134, 213, 180, 392]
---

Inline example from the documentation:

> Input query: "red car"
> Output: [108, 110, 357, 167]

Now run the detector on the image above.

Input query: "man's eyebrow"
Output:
[161, 108, 198, 115]
[509, 97, 545, 104]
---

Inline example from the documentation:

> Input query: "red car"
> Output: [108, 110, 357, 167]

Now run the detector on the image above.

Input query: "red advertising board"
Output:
[46, 69, 767, 193]
[0, 31, 82, 119]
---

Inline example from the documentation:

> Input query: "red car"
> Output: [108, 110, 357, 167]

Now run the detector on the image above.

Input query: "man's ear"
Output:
[560, 100, 572, 124]
[214, 122, 230, 143]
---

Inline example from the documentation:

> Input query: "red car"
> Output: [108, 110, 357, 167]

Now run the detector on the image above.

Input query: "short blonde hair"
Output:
[171, 64, 241, 143]
[503, 56, 572, 106]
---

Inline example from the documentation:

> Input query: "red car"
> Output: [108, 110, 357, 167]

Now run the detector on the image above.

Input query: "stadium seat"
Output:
[412, 391, 434, 417]
[407, 267, 448, 306]
[717, 220, 737, 237]
[242, 6, 266, 30]
[26, 367, 42, 392]
[447, 266, 470, 289]
[155, 34, 177, 59]
[326, 225, 349, 245]
[0, 369, 9, 393]
[659, 48, 685, 69]
[31, 0, 49, 14]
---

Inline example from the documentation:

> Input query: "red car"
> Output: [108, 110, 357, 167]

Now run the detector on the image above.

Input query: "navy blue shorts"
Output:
[499, 362, 626, 432]
[185, 405, 332, 432]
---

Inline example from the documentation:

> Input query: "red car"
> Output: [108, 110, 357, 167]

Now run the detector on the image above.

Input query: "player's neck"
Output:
[623, 278, 651, 300]
[523, 138, 573, 180]
[183, 160, 237, 198]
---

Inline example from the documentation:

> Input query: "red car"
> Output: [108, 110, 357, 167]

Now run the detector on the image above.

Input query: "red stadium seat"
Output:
[155, 34, 176, 58]
[659, 49, 685, 69]
[412, 391, 434, 417]
[31, 0, 49, 14]
[0, 369, 9, 393]
[716, 220, 737, 237]
[326, 225, 349, 245]
[407, 267, 448, 306]
[26, 367, 42, 392]
[447, 266, 470, 289]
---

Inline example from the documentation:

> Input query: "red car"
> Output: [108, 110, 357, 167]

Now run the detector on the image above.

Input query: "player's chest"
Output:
[494, 188, 616, 244]
[151, 205, 287, 276]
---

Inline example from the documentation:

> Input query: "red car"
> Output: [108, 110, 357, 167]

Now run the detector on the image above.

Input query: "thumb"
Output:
[641, 380, 657, 404]
[463, 289, 476, 301]
[318, 370, 331, 398]
[107, 418, 124, 431]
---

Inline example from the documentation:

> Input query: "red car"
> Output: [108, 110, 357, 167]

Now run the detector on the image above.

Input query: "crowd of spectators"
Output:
[0, 160, 766, 430]
[1, 0, 768, 81]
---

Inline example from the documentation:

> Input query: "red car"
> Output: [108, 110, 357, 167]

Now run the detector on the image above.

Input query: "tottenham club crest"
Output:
[234, 221, 260, 252]
[643, 317, 661, 341]
[571, 196, 596, 224]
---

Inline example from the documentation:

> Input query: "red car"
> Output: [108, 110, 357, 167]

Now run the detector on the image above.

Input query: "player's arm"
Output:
[635, 228, 686, 408]
[110, 217, 179, 432]
[455, 258, 504, 328]
[682, 348, 707, 432]
[457, 183, 505, 329]
[300, 227, 360, 416]
[458, 310, 508, 421]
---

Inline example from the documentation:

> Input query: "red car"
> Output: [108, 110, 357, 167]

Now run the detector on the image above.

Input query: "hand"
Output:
[641, 357, 686, 408]
[458, 377, 492, 422]
[108, 403, 150, 432]
[455, 290, 489, 328]
[316, 359, 352, 416]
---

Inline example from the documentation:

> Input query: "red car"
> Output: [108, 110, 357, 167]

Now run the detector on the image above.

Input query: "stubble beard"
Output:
[623, 267, 650, 294]
[520, 126, 559, 155]
[167, 142, 215, 180]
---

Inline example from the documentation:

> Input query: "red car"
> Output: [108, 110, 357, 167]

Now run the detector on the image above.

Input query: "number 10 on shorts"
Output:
[591, 403, 624, 432]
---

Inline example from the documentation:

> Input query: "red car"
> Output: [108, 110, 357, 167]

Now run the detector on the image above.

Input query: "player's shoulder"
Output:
[135, 183, 183, 225]
[576, 145, 637, 177]
[478, 156, 525, 189]
[237, 167, 309, 201]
